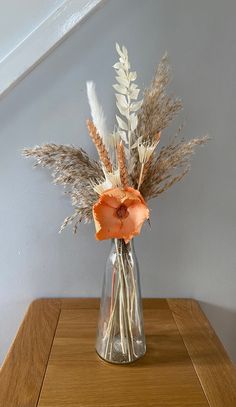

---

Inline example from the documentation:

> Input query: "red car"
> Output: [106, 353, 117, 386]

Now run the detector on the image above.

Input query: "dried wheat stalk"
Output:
[117, 141, 129, 187]
[87, 119, 113, 173]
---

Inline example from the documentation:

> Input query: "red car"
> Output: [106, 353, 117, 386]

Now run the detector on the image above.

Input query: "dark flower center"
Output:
[116, 204, 128, 219]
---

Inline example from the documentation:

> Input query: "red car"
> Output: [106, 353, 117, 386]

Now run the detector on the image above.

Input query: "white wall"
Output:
[0, 0, 236, 364]
[0, 0, 66, 61]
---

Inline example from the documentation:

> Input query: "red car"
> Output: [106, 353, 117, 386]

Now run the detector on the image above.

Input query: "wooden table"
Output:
[0, 299, 236, 407]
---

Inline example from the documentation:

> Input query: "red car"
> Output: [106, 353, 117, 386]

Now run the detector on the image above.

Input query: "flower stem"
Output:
[102, 239, 142, 362]
[137, 163, 144, 190]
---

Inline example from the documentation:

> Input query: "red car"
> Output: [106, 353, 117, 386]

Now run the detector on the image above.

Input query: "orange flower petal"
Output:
[125, 187, 146, 205]
[93, 203, 120, 240]
[123, 196, 141, 208]
[120, 203, 149, 241]
[100, 188, 125, 208]
[92, 187, 149, 241]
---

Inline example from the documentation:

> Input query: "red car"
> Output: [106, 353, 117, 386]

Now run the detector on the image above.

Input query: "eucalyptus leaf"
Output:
[130, 88, 140, 100]
[116, 115, 128, 130]
[130, 100, 143, 112]
[116, 94, 128, 109]
[116, 103, 128, 117]
[116, 43, 123, 57]
[113, 84, 127, 94]
[129, 71, 137, 81]
[130, 114, 138, 131]
[116, 75, 129, 87]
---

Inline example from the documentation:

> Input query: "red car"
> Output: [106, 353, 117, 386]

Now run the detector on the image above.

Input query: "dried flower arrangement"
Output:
[23, 44, 208, 364]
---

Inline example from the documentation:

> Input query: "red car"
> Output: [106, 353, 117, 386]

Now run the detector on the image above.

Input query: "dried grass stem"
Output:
[87, 119, 112, 173]
[117, 141, 129, 188]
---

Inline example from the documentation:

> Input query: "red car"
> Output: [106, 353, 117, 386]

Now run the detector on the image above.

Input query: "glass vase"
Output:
[96, 238, 146, 364]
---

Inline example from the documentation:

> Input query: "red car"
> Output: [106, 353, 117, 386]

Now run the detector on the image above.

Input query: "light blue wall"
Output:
[0, 0, 236, 363]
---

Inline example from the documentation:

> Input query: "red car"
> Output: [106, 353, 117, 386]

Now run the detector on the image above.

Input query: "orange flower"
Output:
[93, 187, 149, 242]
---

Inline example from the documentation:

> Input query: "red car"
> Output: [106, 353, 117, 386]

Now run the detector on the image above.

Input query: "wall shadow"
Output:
[199, 301, 236, 364]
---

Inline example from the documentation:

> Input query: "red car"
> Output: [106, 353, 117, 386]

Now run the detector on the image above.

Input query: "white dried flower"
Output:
[91, 180, 108, 195]
[91, 169, 121, 195]
[105, 169, 122, 188]
[132, 136, 161, 164]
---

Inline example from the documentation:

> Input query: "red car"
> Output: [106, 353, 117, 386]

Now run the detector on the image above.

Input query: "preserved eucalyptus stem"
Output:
[96, 239, 146, 364]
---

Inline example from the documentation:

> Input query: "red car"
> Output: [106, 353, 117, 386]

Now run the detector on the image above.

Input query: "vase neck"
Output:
[111, 238, 134, 250]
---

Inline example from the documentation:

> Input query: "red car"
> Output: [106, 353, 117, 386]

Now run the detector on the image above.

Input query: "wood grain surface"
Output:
[38, 306, 208, 407]
[0, 299, 61, 407]
[0, 298, 235, 407]
[168, 299, 236, 407]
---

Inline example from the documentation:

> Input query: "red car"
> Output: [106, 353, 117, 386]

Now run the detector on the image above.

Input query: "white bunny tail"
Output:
[86, 81, 108, 146]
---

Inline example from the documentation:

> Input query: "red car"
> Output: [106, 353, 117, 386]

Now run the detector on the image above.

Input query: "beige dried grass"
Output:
[23, 144, 103, 230]
[140, 135, 208, 200]
[132, 53, 182, 186]
[136, 53, 182, 143]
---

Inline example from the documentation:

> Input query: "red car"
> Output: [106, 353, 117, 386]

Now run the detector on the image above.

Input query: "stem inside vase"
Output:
[96, 238, 146, 364]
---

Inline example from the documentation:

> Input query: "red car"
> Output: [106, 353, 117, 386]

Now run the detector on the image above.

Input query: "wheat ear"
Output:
[87, 119, 112, 173]
[117, 141, 129, 188]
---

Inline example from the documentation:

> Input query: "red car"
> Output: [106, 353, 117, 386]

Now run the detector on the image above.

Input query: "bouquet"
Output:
[23, 44, 207, 364]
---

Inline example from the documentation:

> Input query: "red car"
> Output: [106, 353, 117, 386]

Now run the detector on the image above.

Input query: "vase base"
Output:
[96, 334, 146, 365]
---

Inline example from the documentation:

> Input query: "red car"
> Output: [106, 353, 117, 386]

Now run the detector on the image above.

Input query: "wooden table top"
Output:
[0, 298, 236, 407]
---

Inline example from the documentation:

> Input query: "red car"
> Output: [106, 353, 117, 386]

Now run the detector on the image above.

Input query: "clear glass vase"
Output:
[96, 238, 146, 364]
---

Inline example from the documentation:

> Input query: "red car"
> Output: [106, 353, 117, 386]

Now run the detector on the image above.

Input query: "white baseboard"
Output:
[0, 0, 107, 98]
